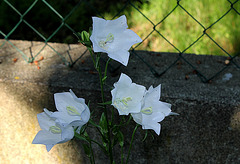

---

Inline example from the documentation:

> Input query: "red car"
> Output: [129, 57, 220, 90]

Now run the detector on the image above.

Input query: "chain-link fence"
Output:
[1, 0, 239, 82]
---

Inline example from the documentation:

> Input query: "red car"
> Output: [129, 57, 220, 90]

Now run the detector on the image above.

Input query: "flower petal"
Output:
[46, 144, 55, 152]
[69, 89, 86, 104]
[37, 112, 55, 131]
[51, 111, 81, 127]
[32, 130, 61, 145]
[61, 126, 74, 142]
[108, 49, 130, 66]
[114, 73, 132, 87]
[43, 108, 53, 117]
[54, 92, 85, 114]
[111, 29, 142, 51]
[106, 15, 128, 31]
[143, 122, 161, 135]
[157, 101, 172, 116]
[145, 85, 161, 101]
[131, 113, 142, 125]
[91, 17, 107, 36]
[111, 73, 145, 115]
[90, 15, 142, 66]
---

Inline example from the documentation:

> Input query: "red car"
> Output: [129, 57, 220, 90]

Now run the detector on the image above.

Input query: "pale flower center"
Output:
[113, 97, 132, 111]
[49, 126, 62, 134]
[98, 33, 114, 50]
[141, 107, 153, 115]
[66, 106, 82, 118]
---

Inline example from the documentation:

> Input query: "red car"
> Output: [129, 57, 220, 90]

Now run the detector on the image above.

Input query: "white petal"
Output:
[32, 130, 61, 145]
[46, 144, 55, 152]
[143, 122, 161, 135]
[106, 15, 128, 31]
[37, 112, 55, 131]
[54, 92, 85, 114]
[90, 37, 108, 53]
[69, 89, 86, 104]
[157, 101, 171, 116]
[114, 73, 132, 87]
[43, 108, 53, 117]
[51, 111, 81, 127]
[142, 110, 165, 124]
[131, 113, 142, 125]
[61, 126, 74, 142]
[111, 73, 145, 115]
[91, 17, 107, 36]
[111, 29, 142, 51]
[54, 92, 70, 112]
[108, 49, 130, 66]
[127, 102, 142, 114]
[81, 106, 90, 122]
[90, 15, 142, 66]
[145, 85, 161, 101]
[162, 102, 172, 108]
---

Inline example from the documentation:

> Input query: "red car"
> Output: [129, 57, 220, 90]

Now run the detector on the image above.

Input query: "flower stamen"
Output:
[98, 33, 114, 50]
[66, 106, 81, 117]
[141, 107, 153, 115]
[113, 97, 132, 111]
[49, 126, 62, 134]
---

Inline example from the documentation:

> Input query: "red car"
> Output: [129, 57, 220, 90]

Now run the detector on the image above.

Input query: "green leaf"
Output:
[75, 31, 92, 47]
[83, 131, 90, 140]
[98, 101, 112, 105]
[142, 130, 148, 142]
[81, 30, 90, 42]
[89, 119, 101, 129]
[82, 143, 91, 157]
[112, 125, 119, 135]
[102, 76, 107, 83]
[117, 131, 124, 147]
[95, 55, 100, 68]
[99, 113, 108, 134]
[74, 132, 89, 143]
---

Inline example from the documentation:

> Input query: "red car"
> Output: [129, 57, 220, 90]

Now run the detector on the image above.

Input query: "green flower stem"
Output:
[75, 131, 108, 156]
[90, 139, 108, 155]
[121, 145, 124, 164]
[103, 58, 112, 84]
[126, 124, 140, 164]
[87, 46, 96, 68]
[114, 115, 132, 128]
[96, 54, 114, 164]
[111, 107, 114, 126]
[89, 141, 95, 164]
[94, 124, 108, 144]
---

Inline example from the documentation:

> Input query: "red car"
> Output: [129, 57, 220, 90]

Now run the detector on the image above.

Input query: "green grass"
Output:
[103, 0, 240, 56]
[1, 0, 239, 56]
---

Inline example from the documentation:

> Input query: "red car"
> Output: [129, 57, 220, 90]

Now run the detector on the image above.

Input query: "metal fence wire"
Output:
[0, 0, 239, 83]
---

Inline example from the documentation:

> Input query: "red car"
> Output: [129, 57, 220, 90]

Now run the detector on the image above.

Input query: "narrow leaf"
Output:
[82, 144, 91, 157]
[99, 113, 108, 134]
[98, 101, 112, 105]
[118, 131, 124, 147]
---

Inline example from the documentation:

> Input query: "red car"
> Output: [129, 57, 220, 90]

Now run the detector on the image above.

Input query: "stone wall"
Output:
[0, 39, 239, 163]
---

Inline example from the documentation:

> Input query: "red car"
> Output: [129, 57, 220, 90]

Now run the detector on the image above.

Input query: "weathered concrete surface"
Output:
[0, 39, 240, 163]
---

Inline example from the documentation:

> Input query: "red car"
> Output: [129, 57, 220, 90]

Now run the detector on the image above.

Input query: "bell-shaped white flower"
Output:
[32, 110, 74, 152]
[131, 85, 173, 135]
[90, 15, 142, 66]
[111, 73, 146, 115]
[50, 89, 90, 132]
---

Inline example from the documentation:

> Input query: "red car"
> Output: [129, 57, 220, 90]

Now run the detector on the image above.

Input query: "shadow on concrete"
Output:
[1, 39, 240, 163]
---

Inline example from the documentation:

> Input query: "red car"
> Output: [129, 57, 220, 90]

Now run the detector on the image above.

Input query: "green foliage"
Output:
[102, 0, 240, 56]
[1, 0, 239, 56]
[99, 113, 108, 134]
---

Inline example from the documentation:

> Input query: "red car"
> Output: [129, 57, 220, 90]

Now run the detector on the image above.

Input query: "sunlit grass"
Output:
[103, 0, 240, 56]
